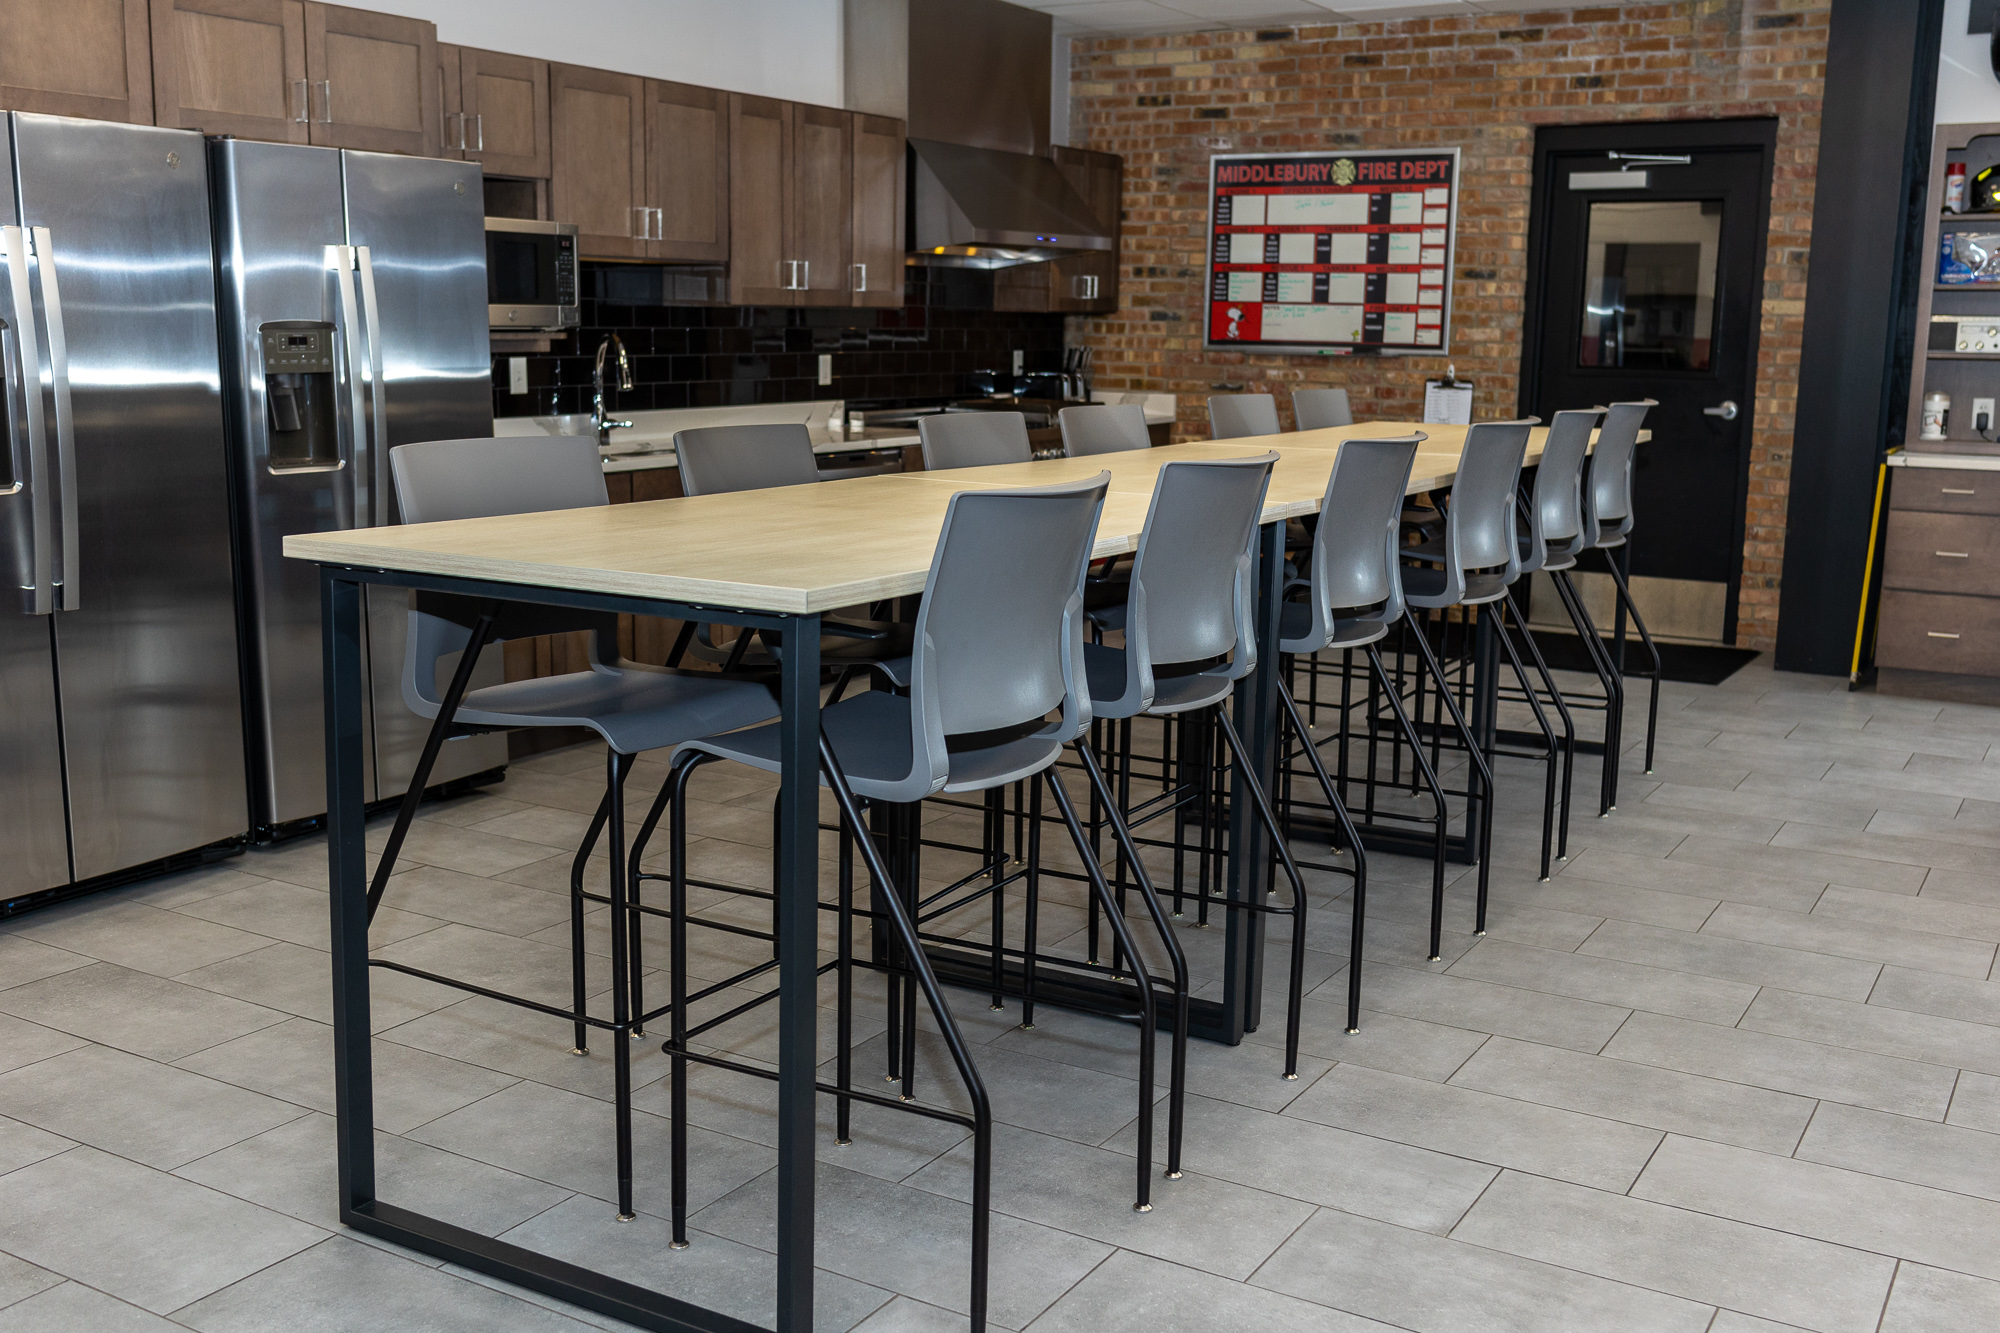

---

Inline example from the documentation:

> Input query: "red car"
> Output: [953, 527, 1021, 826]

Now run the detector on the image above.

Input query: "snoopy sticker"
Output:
[1224, 306, 1244, 339]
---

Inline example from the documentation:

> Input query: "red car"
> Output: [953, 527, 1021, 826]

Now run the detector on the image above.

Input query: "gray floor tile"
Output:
[1482, 875, 1719, 931]
[1579, 919, 1880, 1001]
[0, 1146, 323, 1313]
[1238, 1001, 1489, 1081]
[1447, 1035, 1816, 1155]
[174, 879, 439, 952]
[852, 1294, 1009, 1333]
[1640, 781, 1881, 832]
[369, 864, 575, 936]
[1601, 1011, 1955, 1120]
[173, 940, 465, 1033]
[371, 923, 596, 1010]
[0, 1253, 61, 1314]
[1101, 1093, 1495, 1234]
[172, 1234, 599, 1332]
[0, 1044, 305, 1169]
[1797, 1100, 2000, 1202]
[464, 803, 601, 852]
[1700, 903, 1995, 979]
[1284, 1060, 1662, 1190]
[365, 819, 572, 878]
[174, 1016, 519, 1134]
[6, 899, 268, 977]
[1878, 1263, 2000, 1333]
[1560, 848, 1825, 913]
[1030, 1249, 1396, 1333]
[380, 991, 678, 1102]
[1249, 1206, 1715, 1333]
[1914, 866, 2000, 908]
[1739, 770, 1962, 819]
[1740, 988, 2000, 1078]
[502, 1195, 892, 1332]
[1353, 961, 1631, 1053]
[1448, 937, 1757, 1025]
[693, 1161, 1099, 1330]
[1777, 822, 2000, 876]
[1949, 1070, 2000, 1132]
[177, 1112, 570, 1236]
[0, 1012, 86, 1078]
[1452, 1169, 1894, 1333]
[0, 1283, 184, 1332]
[0, 962, 288, 1061]
[1705, 1313, 1822, 1333]
[0, 936, 91, 992]
[0, 1114, 72, 1177]
[118, 865, 295, 910]
[1673, 833, 1927, 894]
[1633, 1134, 2000, 1282]
[406, 1078, 775, 1218]
[1815, 883, 2000, 943]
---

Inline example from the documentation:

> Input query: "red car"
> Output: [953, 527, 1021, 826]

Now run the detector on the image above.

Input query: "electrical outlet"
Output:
[1978, 397, 1996, 432]
[818, 354, 833, 386]
[1012, 349, 1025, 376]
[507, 356, 528, 396]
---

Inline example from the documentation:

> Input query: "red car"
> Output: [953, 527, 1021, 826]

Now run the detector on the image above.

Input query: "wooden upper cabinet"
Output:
[150, 0, 308, 142]
[551, 64, 646, 259]
[790, 103, 851, 307]
[1051, 144, 1122, 313]
[303, 3, 437, 156]
[850, 113, 904, 309]
[0, 0, 154, 123]
[460, 48, 549, 179]
[644, 81, 728, 263]
[728, 93, 792, 305]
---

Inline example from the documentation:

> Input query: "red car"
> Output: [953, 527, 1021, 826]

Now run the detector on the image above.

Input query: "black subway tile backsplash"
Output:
[491, 263, 1066, 420]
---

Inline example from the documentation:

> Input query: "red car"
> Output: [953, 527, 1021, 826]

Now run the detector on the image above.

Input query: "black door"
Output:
[1522, 119, 1776, 645]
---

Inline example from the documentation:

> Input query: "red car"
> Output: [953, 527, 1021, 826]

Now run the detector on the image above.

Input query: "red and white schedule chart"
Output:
[1203, 147, 1459, 355]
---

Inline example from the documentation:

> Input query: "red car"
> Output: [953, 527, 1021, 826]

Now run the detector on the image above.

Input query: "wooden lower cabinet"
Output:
[0, 0, 153, 122]
[1876, 467, 2000, 701]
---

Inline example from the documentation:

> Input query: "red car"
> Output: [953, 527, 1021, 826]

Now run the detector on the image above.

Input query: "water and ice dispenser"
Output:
[259, 321, 339, 470]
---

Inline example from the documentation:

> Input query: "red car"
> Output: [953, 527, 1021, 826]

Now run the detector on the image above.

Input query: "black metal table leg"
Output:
[325, 569, 374, 1222]
[1220, 520, 1284, 1042]
[772, 617, 822, 1332]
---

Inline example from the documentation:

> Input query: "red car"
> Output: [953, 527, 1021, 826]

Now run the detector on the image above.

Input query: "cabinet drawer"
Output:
[1883, 510, 2000, 594]
[1891, 468, 2000, 515]
[1877, 590, 2000, 676]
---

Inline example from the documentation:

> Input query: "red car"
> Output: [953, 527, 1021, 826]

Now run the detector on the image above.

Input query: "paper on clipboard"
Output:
[1423, 380, 1473, 425]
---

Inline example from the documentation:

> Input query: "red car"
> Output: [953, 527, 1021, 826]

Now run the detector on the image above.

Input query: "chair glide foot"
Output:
[1345, 1027, 1360, 1035]
[1165, 1170, 1184, 1180]
[1283, 1072, 1300, 1081]
[1133, 1202, 1152, 1213]
[834, 1138, 851, 1147]
[616, 1213, 636, 1223]
[571, 1048, 589, 1057]
[669, 1240, 690, 1251]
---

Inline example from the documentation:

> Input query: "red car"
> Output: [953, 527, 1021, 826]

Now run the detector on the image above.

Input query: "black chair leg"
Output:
[1402, 619, 1498, 940]
[569, 792, 612, 1054]
[836, 818, 855, 1146]
[1364, 643, 1450, 959]
[1213, 708, 1312, 1080]
[1279, 679, 1367, 1034]
[1493, 603, 1560, 882]
[663, 749, 714, 1248]
[1506, 588, 1577, 863]
[1551, 568, 1624, 816]
[1600, 546, 1664, 778]
[603, 748, 638, 1221]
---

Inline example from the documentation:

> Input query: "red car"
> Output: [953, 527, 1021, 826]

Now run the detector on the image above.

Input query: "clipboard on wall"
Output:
[1423, 367, 1473, 425]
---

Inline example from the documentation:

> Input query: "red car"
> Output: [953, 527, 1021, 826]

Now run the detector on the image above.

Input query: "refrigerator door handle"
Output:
[1, 226, 54, 615]
[32, 229, 79, 611]
[354, 245, 389, 529]
[329, 244, 369, 531]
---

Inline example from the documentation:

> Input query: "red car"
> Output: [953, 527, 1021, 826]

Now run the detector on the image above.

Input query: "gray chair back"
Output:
[391, 436, 608, 524]
[1427, 419, 1536, 605]
[1582, 399, 1655, 548]
[1521, 409, 1597, 575]
[673, 423, 822, 496]
[919, 411, 1033, 470]
[1289, 435, 1424, 652]
[1292, 388, 1353, 430]
[1059, 403, 1150, 456]
[1207, 393, 1281, 440]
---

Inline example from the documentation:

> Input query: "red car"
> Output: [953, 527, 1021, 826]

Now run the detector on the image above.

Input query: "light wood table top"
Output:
[283, 420, 1623, 615]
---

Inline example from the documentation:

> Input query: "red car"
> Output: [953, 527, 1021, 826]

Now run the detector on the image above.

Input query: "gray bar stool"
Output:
[633, 475, 1181, 1331]
[1207, 392, 1281, 439]
[1275, 433, 1425, 1031]
[919, 410, 1033, 469]
[1292, 387, 1353, 430]
[367, 435, 782, 1224]
[1577, 399, 1662, 802]
[1059, 402, 1151, 455]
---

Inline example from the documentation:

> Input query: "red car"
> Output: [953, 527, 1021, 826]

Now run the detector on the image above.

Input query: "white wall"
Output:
[362, 0, 846, 105]
[1939, 0, 2000, 125]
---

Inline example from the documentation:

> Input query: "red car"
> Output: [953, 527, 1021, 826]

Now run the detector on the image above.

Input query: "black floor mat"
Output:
[1520, 631, 1759, 686]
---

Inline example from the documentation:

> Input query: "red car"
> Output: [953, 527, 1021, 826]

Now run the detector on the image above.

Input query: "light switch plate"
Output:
[1012, 349, 1025, 375]
[818, 354, 833, 386]
[508, 356, 528, 396]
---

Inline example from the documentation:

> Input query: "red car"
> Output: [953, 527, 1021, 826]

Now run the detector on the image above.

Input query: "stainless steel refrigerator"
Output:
[0, 113, 248, 913]
[211, 139, 505, 836]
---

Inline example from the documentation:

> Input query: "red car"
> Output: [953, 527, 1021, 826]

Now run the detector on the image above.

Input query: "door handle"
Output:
[329, 245, 368, 531]
[782, 259, 799, 290]
[1703, 400, 1738, 421]
[1, 227, 53, 615]
[1943, 487, 1977, 495]
[852, 262, 866, 292]
[1928, 631, 1962, 639]
[1936, 551, 1972, 558]
[31, 229, 78, 610]
[354, 246, 389, 529]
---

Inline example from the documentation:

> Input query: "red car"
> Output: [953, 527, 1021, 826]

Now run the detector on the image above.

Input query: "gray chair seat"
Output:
[1277, 599, 1392, 654]
[1400, 562, 1509, 606]
[1083, 642, 1232, 718]
[448, 666, 777, 756]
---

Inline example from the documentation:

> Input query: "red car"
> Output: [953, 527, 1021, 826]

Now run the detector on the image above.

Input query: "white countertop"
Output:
[1888, 450, 2000, 470]
[493, 393, 1178, 473]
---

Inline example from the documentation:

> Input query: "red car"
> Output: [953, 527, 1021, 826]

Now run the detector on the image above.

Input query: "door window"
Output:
[1579, 199, 1722, 371]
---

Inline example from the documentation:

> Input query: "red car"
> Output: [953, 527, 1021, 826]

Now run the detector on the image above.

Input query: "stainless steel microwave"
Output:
[486, 217, 579, 331]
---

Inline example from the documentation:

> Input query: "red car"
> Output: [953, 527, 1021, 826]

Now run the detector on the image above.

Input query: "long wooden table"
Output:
[285, 420, 1585, 1333]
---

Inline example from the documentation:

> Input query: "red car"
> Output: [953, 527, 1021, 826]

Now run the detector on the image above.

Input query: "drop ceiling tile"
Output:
[1322, 0, 1482, 17]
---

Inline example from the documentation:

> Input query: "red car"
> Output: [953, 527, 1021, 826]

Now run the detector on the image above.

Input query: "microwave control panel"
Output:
[555, 233, 576, 307]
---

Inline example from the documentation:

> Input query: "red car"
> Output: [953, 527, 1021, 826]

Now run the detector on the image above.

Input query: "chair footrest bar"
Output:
[369, 959, 619, 1030]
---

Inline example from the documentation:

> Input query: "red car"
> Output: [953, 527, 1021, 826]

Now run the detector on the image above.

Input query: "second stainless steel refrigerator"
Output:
[212, 139, 505, 835]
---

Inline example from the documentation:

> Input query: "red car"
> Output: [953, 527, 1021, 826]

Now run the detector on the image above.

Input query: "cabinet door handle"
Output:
[631, 207, 646, 239]
[316, 80, 333, 123]
[1943, 487, 1978, 495]
[852, 262, 866, 292]
[472, 114, 484, 152]
[1929, 631, 1962, 639]
[293, 80, 310, 123]
[1937, 551, 1972, 558]
[800, 260, 810, 290]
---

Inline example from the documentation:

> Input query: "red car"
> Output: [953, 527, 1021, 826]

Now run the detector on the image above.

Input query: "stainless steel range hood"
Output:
[908, 139, 1110, 266]
[906, 0, 1113, 267]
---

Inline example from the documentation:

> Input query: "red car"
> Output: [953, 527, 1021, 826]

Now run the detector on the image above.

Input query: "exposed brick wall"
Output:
[1065, 1, 1828, 649]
